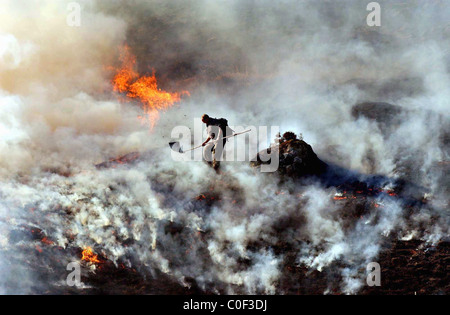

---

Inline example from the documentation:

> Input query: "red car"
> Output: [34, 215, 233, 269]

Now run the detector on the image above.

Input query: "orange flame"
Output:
[81, 247, 100, 264]
[112, 45, 188, 129]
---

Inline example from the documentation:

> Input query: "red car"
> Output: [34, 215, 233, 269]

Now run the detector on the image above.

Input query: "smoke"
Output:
[0, 0, 448, 294]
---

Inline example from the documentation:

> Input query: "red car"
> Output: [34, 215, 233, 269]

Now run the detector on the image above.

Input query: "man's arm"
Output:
[202, 137, 211, 146]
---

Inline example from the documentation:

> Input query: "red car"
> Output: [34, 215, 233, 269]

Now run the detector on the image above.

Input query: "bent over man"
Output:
[201, 114, 232, 170]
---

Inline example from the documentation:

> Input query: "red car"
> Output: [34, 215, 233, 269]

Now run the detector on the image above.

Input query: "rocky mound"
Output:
[251, 132, 327, 177]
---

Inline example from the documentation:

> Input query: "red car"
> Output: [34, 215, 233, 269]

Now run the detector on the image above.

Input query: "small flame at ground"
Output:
[112, 45, 189, 129]
[81, 247, 101, 264]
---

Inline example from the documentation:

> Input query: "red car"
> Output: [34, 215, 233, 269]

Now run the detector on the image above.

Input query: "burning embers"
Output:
[333, 185, 398, 202]
[112, 45, 189, 128]
[81, 247, 101, 264]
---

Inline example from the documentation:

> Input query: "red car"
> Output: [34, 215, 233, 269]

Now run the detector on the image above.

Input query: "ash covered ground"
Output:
[0, 1, 449, 294]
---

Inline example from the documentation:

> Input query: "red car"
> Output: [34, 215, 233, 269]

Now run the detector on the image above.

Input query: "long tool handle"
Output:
[183, 144, 204, 153]
[221, 129, 252, 140]
[184, 129, 252, 153]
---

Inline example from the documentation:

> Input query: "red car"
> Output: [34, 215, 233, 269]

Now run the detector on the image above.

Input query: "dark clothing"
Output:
[206, 117, 230, 138]
[206, 117, 226, 127]
[205, 117, 230, 170]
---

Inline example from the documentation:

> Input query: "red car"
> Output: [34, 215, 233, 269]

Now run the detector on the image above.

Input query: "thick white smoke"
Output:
[0, 0, 448, 294]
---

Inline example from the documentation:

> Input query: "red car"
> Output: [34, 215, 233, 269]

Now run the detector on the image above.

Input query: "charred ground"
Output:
[4, 106, 447, 295]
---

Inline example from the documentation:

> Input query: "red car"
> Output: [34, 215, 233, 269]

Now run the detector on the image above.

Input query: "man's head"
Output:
[201, 114, 210, 124]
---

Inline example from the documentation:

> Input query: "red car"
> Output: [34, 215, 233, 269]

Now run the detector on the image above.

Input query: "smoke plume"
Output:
[0, 0, 448, 294]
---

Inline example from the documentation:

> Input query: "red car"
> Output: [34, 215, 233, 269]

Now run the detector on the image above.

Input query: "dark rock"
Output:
[251, 133, 327, 178]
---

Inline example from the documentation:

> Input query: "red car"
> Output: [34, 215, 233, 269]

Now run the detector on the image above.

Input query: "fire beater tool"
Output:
[169, 129, 252, 154]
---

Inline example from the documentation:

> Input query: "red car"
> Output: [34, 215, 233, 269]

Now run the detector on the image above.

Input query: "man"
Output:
[201, 114, 231, 170]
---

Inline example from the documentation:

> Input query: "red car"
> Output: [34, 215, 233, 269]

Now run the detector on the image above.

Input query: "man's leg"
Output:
[203, 142, 215, 166]
[212, 139, 227, 170]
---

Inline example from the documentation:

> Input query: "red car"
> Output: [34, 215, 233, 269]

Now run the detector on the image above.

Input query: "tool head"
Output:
[169, 141, 184, 153]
